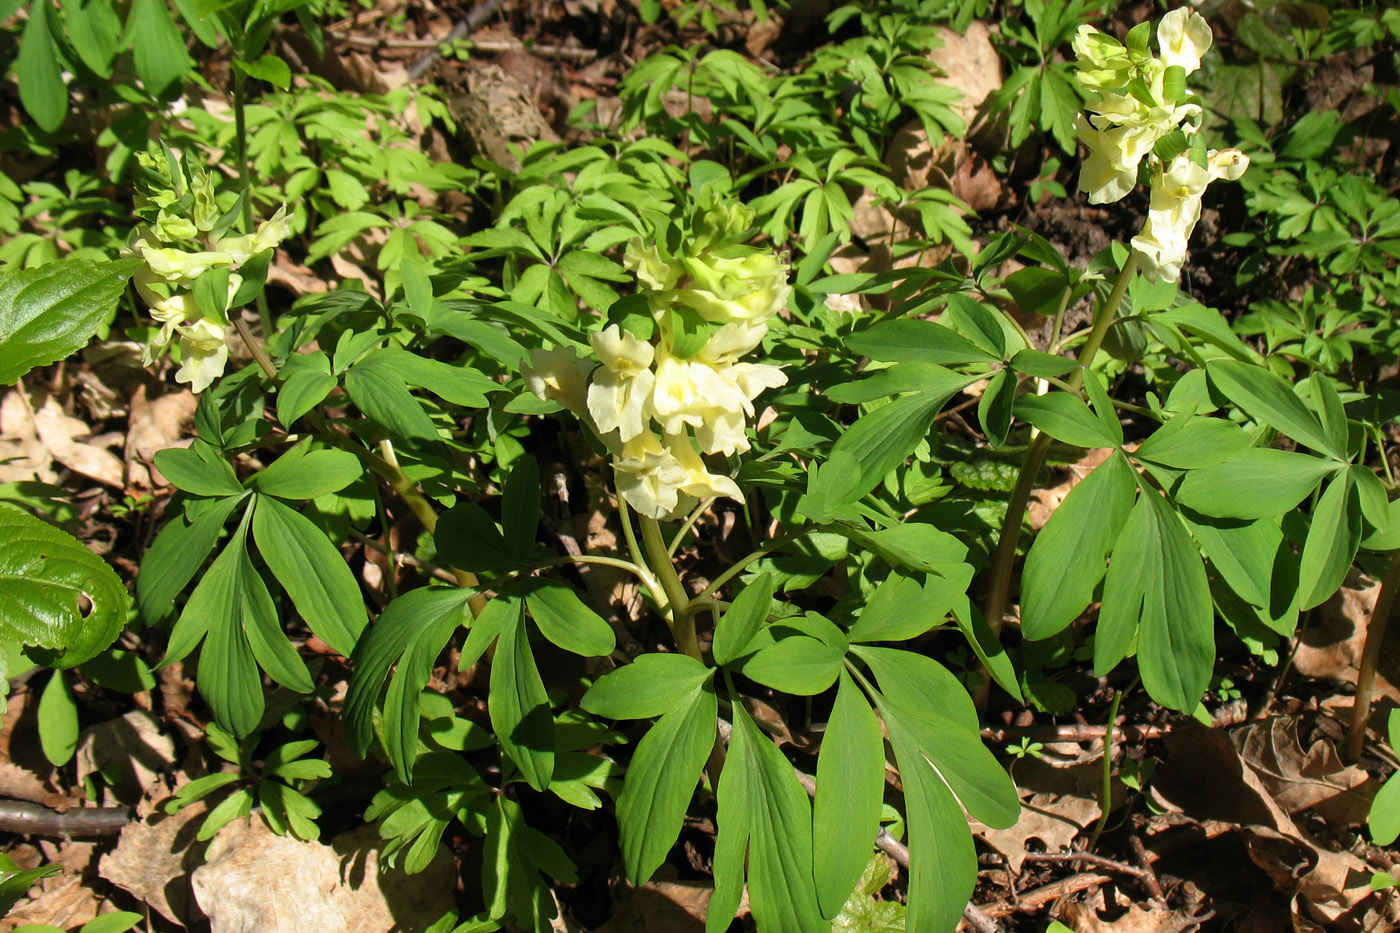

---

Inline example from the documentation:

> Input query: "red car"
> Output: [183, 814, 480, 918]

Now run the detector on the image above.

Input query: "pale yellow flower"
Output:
[588, 325, 656, 442]
[214, 206, 293, 265]
[1157, 8, 1212, 75]
[522, 346, 592, 416]
[612, 432, 689, 519]
[174, 317, 230, 394]
[1131, 148, 1250, 283]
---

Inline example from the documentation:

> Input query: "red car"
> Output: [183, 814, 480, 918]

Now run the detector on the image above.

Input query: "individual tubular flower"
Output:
[174, 317, 231, 394]
[1131, 148, 1250, 283]
[522, 346, 592, 417]
[587, 325, 656, 442]
[611, 432, 690, 520]
[1156, 7, 1213, 74]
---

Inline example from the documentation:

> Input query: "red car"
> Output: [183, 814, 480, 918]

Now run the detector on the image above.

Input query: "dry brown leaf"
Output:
[0, 389, 58, 484]
[927, 22, 1003, 135]
[1296, 581, 1400, 701]
[74, 710, 175, 805]
[98, 801, 210, 925]
[978, 757, 1109, 873]
[1231, 716, 1368, 818]
[190, 818, 456, 932]
[2, 870, 101, 932]
[17, 390, 125, 488]
[1060, 898, 1206, 933]
[125, 386, 196, 488]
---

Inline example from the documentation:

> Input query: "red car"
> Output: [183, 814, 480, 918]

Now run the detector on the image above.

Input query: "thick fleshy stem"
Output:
[639, 515, 703, 662]
[1347, 551, 1400, 762]
[979, 255, 1139, 656]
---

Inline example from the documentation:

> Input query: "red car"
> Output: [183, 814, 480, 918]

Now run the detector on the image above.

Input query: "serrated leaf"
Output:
[0, 260, 133, 384]
[0, 505, 128, 668]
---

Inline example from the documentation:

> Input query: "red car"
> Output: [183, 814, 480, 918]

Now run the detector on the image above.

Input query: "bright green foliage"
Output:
[0, 259, 135, 385]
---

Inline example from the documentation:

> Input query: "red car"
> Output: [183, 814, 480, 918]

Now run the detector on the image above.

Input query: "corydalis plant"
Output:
[523, 193, 789, 519]
[126, 149, 291, 392]
[1073, 7, 1248, 282]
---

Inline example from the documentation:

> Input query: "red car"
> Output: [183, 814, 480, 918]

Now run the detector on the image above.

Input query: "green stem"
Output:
[1347, 550, 1400, 762]
[980, 255, 1138, 643]
[231, 64, 272, 335]
[640, 516, 701, 661]
[1085, 683, 1127, 854]
[693, 533, 799, 602]
[668, 497, 712, 557]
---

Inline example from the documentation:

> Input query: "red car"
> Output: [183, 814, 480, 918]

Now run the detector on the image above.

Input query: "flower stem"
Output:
[1085, 681, 1128, 854]
[639, 516, 702, 661]
[1347, 550, 1400, 762]
[980, 254, 1138, 645]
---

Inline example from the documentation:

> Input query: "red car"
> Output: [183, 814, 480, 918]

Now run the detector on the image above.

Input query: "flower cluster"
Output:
[126, 153, 291, 392]
[523, 197, 789, 519]
[1073, 8, 1248, 283]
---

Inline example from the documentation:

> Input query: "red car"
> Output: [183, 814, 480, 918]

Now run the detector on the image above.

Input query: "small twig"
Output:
[983, 873, 1115, 918]
[1022, 851, 1152, 883]
[962, 902, 1002, 933]
[348, 529, 459, 584]
[1129, 835, 1165, 901]
[1348, 551, 1400, 762]
[407, 0, 502, 80]
[0, 800, 130, 837]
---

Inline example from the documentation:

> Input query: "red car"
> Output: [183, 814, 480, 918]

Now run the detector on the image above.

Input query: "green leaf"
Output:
[197, 788, 253, 841]
[125, 0, 191, 99]
[251, 495, 366, 657]
[276, 352, 337, 427]
[712, 573, 774, 666]
[524, 582, 615, 657]
[581, 653, 712, 719]
[189, 528, 265, 738]
[490, 609, 554, 791]
[1009, 348, 1077, 379]
[944, 294, 1007, 359]
[0, 260, 134, 384]
[615, 682, 717, 884]
[977, 369, 1015, 448]
[846, 567, 971, 643]
[501, 455, 540, 562]
[137, 494, 245, 622]
[708, 703, 824, 933]
[1298, 471, 1362, 611]
[837, 522, 966, 575]
[813, 672, 883, 918]
[235, 546, 313, 695]
[739, 629, 843, 695]
[15, 0, 66, 132]
[1371, 772, 1400, 846]
[1005, 267, 1069, 320]
[38, 671, 78, 766]
[0, 505, 128, 668]
[247, 447, 362, 500]
[1021, 453, 1136, 640]
[846, 319, 998, 365]
[434, 503, 514, 573]
[1096, 488, 1213, 711]
[1133, 413, 1251, 470]
[1176, 449, 1336, 519]
[236, 53, 291, 89]
[1208, 360, 1345, 460]
[344, 355, 443, 447]
[81, 911, 144, 933]
[950, 594, 1022, 702]
[1016, 391, 1120, 449]
[343, 587, 475, 774]
[154, 442, 242, 497]
[59, 0, 122, 77]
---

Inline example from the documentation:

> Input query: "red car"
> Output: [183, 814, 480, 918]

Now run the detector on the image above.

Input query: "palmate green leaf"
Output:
[523, 582, 614, 657]
[707, 702, 824, 933]
[712, 573, 774, 666]
[251, 494, 366, 657]
[739, 630, 843, 696]
[1175, 449, 1337, 520]
[235, 548, 313, 695]
[836, 521, 966, 575]
[59, 0, 122, 77]
[38, 671, 78, 766]
[0, 505, 128, 669]
[501, 456, 540, 562]
[1015, 391, 1120, 449]
[1095, 486, 1213, 711]
[1021, 453, 1136, 640]
[344, 354, 443, 447]
[246, 447, 361, 501]
[1133, 411, 1251, 470]
[490, 608, 554, 792]
[854, 646, 1017, 827]
[154, 442, 242, 497]
[137, 494, 245, 622]
[276, 351, 337, 426]
[846, 319, 998, 366]
[0, 260, 134, 384]
[813, 671, 883, 919]
[846, 567, 971, 643]
[344, 587, 475, 775]
[124, 0, 191, 99]
[15, 0, 66, 132]
[581, 653, 711, 720]
[613, 680, 717, 885]
[1183, 512, 1281, 611]
[1208, 359, 1345, 460]
[1298, 471, 1362, 611]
